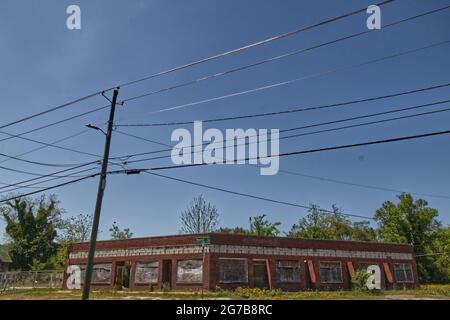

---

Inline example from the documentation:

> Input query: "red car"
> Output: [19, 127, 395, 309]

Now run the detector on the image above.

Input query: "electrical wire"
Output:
[115, 127, 450, 171]
[0, 162, 99, 186]
[0, 150, 99, 168]
[114, 98, 450, 162]
[0, 166, 99, 194]
[0, 128, 101, 159]
[0, 93, 101, 131]
[114, 0, 395, 89]
[116, 82, 450, 128]
[117, 5, 450, 107]
[0, 1, 396, 132]
[142, 40, 450, 115]
[141, 171, 373, 220]
[0, 174, 98, 204]
[415, 252, 450, 257]
[0, 104, 110, 144]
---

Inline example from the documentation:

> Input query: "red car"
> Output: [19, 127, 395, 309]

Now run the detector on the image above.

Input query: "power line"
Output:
[116, 82, 450, 128]
[0, 1, 395, 133]
[0, 93, 101, 131]
[0, 166, 99, 195]
[115, 0, 395, 89]
[0, 104, 110, 144]
[118, 128, 450, 171]
[0, 162, 99, 187]
[142, 40, 450, 115]
[0, 166, 372, 221]
[1, 4, 443, 147]
[113, 130, 173, 149]
[415, 252, 450, 257]
[117, 5, 450, 107]
[141, 171, 373, 220]
[0, 128, 101, 159]
[0, 174, 97, 204]
[0, 129, 92, 166]
[0, 150, 98, 168]
[115, 98, 450, 163]
[263, 167, 450, 200]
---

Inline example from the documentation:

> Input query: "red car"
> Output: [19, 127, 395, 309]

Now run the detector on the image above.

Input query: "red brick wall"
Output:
[64, 233, 417, 291]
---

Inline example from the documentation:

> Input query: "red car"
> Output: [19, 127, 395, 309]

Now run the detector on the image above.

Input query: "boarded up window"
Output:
[276, 260, 300, 283]
[135, 261, 159, 284]
[219, 258, 248, 283]
[393, 263, 414, 283]
[79, 263, 112, 284]
[319, 262, 343, 283]
[176, 260, 203, 283]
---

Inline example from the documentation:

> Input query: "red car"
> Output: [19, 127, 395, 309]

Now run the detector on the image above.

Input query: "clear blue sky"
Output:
[1, 0, 449, 241]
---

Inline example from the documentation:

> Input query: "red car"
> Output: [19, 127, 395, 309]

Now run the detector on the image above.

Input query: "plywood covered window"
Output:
[135, 261, 159, 284]
[276, 260, 300, 283]
[319, 262, 343, 283]
[393, 263, 414, 283]
[77, 263, 112, 284]
[176, 260, 203, 283]
[219, 258, 248, 283]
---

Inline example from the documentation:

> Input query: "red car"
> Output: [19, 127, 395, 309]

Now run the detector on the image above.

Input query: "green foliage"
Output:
[109, 221, 133, 240]
[218, 287, 284, 299]
[180, 195, 219, 234]
[419, 226, 450, 283]
[58, 213, 93, 243]
[287, 204, 376, 241]
[352, 269, 371, 291]
[374, 194, 446, 282]
[0, 195, 61, 270]
[217, 214, 281, 237]
[249, 214, 281, 236]
[216, 227, 249, 235]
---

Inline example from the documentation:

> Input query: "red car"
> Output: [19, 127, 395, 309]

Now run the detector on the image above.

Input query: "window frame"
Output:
[134, 260, 159, 284]
[219, 258, 249, 284]
[176, 259, 203, 284]
[276, 260, 301, 283]
[393, 263, 414, 283]
[319, 261, 343, 284]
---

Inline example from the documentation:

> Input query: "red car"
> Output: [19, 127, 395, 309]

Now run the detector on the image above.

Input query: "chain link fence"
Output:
[0, 270, 64, 292]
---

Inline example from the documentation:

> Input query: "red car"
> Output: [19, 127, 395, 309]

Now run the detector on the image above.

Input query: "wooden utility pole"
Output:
[82, 89, 119, 300]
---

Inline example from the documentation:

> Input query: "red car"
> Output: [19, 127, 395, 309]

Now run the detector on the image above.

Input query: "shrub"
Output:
[352, 270, 371, 291]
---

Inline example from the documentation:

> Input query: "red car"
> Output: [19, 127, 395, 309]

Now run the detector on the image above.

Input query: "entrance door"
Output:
[114, 263, 124, 290]
[253, 261, 269, 289]
[162, 260, 172, 289]
[114, 262, 131, 290]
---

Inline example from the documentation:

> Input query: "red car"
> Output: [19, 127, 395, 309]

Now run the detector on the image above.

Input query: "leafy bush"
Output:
[352, 270, 371, 291]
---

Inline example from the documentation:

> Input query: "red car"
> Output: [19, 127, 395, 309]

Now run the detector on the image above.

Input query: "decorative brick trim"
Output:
[69, 244, 413, 261]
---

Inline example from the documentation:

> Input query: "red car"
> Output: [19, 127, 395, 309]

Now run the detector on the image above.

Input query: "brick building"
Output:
[65, 233, 418, 291]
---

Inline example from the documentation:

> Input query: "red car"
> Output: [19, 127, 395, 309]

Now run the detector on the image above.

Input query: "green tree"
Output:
[217, 214, 281, 237]
[46, 213, 95, 269]
[109, 221, 133, 240]
[216, 227, 249, 235]
[249, 214, 281, 236]
[0, 195, 61, 270]
[374, 193, 442, 282]
[287, 204, 376, 241]
[180, 195, 219, 234]
[59, 213, 93, 243]
[426, 226, 450, 282]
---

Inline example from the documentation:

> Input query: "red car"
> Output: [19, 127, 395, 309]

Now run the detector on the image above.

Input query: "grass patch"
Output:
[0, 284, 449, 300]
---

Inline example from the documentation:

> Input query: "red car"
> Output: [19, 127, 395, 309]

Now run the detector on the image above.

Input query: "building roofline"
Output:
[71, 232, 413, 249]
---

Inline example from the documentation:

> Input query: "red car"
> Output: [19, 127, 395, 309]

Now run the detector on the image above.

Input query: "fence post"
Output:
[32, 271, 37, 288]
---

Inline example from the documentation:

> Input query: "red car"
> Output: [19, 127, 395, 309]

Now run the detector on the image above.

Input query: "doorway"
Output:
[114, 262, 131, 290]
[162, 260, 172, 289]
[253, 261, 269, 289]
